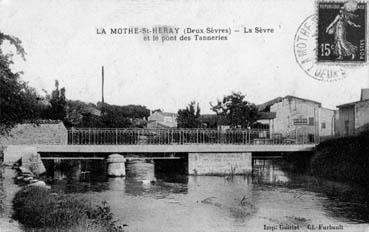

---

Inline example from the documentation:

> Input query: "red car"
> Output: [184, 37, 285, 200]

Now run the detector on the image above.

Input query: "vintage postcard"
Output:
[0, 0, 369, 232]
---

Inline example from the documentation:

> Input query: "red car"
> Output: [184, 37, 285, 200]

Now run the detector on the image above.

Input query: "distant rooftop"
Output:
[156, 111, 178, 117]
[258, 95, 322, 111]
[283, 95, 322, 106]
[257, 97, 283, 111]
[337, 89, 369, 108]
[337, 99, 369, 108]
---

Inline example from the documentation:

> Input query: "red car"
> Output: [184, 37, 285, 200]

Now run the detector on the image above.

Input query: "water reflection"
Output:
[38, 159, 369, 231]
[252, 159, 289, 183]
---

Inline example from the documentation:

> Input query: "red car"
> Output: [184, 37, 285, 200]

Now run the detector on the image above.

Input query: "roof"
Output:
[154, 111, 177, 117]
[257, 97, 283, 111]
[258, 96, 322, 111]
[84, 106, 101, 116]
[337, 99, 369, 108]
[283, 95, 322, 106]
[258, 112, 276, 120]
[320, 107, 335, 112]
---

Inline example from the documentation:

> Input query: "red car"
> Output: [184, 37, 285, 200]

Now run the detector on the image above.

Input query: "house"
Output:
[335, 89, 369, 136]
[147, 111, 178, 128]
[260, 95, 335, 142]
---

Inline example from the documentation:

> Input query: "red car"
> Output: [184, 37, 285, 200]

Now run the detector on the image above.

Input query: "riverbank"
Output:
[0, 166, 23, 232]
[12, 186, 126, 232]
[0, 163, 126, 232]
[311, 131, 369, 186]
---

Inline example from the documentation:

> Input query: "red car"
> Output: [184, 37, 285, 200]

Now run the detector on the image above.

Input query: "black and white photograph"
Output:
[0, 0, 369, 231]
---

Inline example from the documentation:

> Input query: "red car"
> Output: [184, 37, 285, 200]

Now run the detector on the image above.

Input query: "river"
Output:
[1, 159, 369, 232]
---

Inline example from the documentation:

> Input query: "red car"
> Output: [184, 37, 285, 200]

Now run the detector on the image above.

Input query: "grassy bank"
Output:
[311, 131, 369, 186]
[12, 186, 125, 232]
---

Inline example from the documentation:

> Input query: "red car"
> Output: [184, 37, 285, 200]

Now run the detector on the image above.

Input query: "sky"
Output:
[0, 0, 368, 113]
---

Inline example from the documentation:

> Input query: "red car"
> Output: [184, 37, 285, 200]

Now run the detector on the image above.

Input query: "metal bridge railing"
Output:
[67, 128, 314, 145]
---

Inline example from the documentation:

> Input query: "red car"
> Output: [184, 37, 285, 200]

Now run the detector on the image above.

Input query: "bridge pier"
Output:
[107, 154, 126, 177]
[188, 152, 252, 175]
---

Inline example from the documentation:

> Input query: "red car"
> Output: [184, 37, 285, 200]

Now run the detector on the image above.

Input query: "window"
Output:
[321, 122, 326, 129]
[308, 117, 314, 125]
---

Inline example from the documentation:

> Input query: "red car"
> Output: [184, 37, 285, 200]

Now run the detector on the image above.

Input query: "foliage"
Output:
[97, 102, 150, 128]
[12, 186, 125, 231]
[312, 131, 369, 186]
[101, 106, 134, 128]
[210, 92, 258, 128]
[64, 100, 103, 127]
[43, 80, 67, 121]
[177, 101, 201, 128]
[0, 31, 44, 134]
[198, 114, 218, 128]
[64, 99, 151, 128]
[98, 102, 150, 119]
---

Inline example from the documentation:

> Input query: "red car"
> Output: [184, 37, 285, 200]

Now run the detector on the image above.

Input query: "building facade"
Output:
[147, 111, 178, 128]
[267, 96, 335, 142]
[335, 89, 369, 136]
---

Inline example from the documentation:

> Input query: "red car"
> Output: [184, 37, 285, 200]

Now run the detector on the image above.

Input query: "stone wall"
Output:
[188, 152, 251, 175]
[0, 122, 68, 145]
[0, 122, 68, 163]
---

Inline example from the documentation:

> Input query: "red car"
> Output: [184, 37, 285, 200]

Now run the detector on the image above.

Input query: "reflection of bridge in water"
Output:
[37, 128, 316, 176]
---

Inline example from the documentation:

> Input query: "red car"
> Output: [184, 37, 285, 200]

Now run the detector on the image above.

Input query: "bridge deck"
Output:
[37, 144, 315, 153]
[40, 157, 181, 160]
[67, 128, 316, 146]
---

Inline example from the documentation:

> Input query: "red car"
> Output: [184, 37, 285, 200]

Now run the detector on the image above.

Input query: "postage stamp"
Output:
[317, 1, 367, 62]
[294, 15, 346, 81]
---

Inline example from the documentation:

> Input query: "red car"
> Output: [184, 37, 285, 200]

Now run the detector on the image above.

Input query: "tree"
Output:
[64, 100, 102, 127]
[96, 102, 150, 128]
[47, 80, 66, 120]
[177, 101, 201, 128]
[210, 92, 258, 128]
[0, 31, 43, 134]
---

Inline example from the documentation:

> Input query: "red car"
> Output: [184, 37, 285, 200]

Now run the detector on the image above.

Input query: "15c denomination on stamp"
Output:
[318, 1, 367, 62]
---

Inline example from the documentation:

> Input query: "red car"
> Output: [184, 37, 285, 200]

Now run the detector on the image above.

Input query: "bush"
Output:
[12, 186, 124, 231]
[312, 132, 369, 186]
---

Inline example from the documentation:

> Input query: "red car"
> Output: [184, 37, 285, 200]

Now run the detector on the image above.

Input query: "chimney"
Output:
[360, 88, 369, 101]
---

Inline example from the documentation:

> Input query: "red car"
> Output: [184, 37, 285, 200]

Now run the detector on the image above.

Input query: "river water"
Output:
[1, 159, 369, 232]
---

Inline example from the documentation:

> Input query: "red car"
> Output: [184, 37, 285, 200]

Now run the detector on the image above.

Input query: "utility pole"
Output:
[101, 66, 105, 115]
